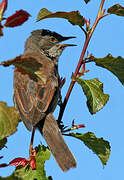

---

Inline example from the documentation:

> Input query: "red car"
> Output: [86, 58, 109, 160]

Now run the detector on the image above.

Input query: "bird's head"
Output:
[24, 29, 76, 54]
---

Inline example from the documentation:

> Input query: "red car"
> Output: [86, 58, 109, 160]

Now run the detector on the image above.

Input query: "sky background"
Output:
[0, 0, 124, 179]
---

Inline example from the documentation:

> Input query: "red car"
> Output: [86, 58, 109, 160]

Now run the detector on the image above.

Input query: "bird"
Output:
[13, 29, 77, 171]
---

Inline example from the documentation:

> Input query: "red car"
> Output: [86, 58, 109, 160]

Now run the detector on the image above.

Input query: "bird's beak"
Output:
[60, 36, 76, 42]
[58, 35, 76, 46]
[59, 43, 77, 47]
[60, 36, 76, 47]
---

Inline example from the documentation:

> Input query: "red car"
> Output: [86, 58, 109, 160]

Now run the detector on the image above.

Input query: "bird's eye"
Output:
[50, 37, 56, 42]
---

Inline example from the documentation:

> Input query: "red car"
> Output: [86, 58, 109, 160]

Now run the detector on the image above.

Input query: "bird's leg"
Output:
[29, 127, 36, 156]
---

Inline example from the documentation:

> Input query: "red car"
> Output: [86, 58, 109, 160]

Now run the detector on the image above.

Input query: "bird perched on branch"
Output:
[13, 29, 76, 171]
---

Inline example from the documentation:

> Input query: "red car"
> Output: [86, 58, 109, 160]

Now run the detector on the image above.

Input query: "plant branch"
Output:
[29, 127, 36, 156]
[99, 0, 106, 13]
[58, 0, 106, 124]
[99, 13, 110, 20]
[79, 26, 87, 38]
[58, 37, 90, 123]
[89, 0, 106, 37]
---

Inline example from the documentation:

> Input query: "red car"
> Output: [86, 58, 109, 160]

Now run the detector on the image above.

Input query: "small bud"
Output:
[84, 17, 91, 32]
[72, 120, 85, 129]
[0, 0, 8, 20]
[102, 9, 106, 16]
[76, 124, 85, 128]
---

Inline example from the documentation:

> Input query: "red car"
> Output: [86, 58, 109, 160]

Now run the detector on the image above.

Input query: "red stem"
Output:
[66, 37, 90, 98]
[58, 36, 90, 123]
[58, 0, 106, 124]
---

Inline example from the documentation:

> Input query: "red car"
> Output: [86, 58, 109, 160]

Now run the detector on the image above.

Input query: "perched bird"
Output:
[13, 29, 77, 171]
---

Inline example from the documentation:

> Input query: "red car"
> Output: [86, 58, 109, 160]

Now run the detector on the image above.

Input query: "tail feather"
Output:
[37, 113, 76, 171]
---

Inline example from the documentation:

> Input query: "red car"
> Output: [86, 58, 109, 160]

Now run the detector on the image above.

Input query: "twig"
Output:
[79, 26, 87, 37]
[29, 127, 36, 156]
[58, 0, 106, 124]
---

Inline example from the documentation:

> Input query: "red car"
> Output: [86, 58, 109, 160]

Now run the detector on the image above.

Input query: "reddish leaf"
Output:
[0, 156, 36, 170]
[0, 0, 8, 16]
[9, 157, 28, 167]
[0, 163, 8, 167]
[4, 9, 31, 27]
[29, 156, 36, 170]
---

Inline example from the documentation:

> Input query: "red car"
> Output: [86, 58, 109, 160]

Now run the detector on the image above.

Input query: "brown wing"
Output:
[13, 55, 59, 131]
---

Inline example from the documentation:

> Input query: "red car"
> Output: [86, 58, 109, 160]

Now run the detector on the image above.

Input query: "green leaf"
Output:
[84, 0, 91, 4]
[37, 8, 84, 26]
[70, 132, 111, 166]
[0, 101, 20, 140]
[0, 138, 7, 150]
[108, 4, 124, 17]
[0, 145, 52, 180]
[72, 75, 109, 114]
[91, 54, 124, 85]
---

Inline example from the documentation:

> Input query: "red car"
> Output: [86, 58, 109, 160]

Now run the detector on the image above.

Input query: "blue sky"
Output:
[0, 0, 124, 179]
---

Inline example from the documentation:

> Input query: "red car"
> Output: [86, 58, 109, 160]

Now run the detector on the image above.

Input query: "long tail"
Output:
[37, 113, 76, 171]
